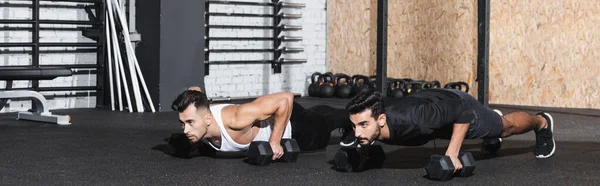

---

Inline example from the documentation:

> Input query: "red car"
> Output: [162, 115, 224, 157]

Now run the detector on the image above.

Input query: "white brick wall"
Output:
[1, 1, 96, 113]
[204, 0, 328, 98]
[1, 0, 329, 113]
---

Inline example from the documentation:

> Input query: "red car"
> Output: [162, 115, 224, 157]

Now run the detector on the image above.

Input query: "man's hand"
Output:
[446, 152, 463, 173]
[446, 123, 469, 173]
[270, 142, 284, 160]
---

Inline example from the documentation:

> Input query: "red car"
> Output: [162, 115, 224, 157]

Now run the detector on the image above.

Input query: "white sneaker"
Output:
[493, 109, 503, 116]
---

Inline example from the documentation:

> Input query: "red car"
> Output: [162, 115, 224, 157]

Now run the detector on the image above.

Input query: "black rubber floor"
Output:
[1, 97, 600, 185]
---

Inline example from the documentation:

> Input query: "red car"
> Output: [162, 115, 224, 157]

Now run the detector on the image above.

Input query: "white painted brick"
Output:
[235, 84, 244, 91]
[11, 8, 31, 19]
[242, 76, 256, 83]
[216, 76, 232, 84]
[223, 84, 236, 92]
[3, 0, 327, 107]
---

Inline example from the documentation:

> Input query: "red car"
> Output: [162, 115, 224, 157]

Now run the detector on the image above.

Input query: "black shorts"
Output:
[447, 89, 504, 139]
[289, 102, 352, 151]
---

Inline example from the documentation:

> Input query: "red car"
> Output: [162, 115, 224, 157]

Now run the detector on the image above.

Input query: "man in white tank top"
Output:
[171, 87, 295, 161]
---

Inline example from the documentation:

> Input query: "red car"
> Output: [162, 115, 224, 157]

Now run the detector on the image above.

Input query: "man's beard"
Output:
[358, 127, 380, 146]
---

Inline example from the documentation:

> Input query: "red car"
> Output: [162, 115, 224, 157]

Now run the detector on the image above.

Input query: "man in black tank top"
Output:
[344, 89, 556, 172]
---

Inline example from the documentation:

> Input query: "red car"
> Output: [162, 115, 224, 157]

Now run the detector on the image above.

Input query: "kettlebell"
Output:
[456, 81, 470, 92]
[335, 73, 353, 98]
[444, 81, 470, 93]
[390, 79, 408, 98]
[308, 72, 322, 97]
[387, 79, 397, 97]
[424, 80, 441, 89]
[319, 72, 336, 98]
[406, 80, 426, 94]
[369, 75, 377, 89]
[351, 75, 370, 97]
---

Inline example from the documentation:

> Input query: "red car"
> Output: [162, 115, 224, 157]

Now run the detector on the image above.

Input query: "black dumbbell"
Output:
[333, 145, 385, 172]
[166, 133, 218, 158]
[281, 139, 301, 162]
[246, 141, 273, 166]
[246, 139, 301, 166]
[425, 152, 476, 181]
[168, 133, 193, 158]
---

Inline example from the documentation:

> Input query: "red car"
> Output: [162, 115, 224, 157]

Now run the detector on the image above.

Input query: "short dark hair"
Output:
[346, 90, 384, 119]
[171, 90, 211, 113]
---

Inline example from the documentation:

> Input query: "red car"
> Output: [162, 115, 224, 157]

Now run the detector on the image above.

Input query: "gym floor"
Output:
[1, 97, 599, 185]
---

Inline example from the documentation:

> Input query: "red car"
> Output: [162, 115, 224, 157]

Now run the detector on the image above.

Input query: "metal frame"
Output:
[206, 0, 305, 8]
[477, 0, 490, 107]
[32, 0, 40, 92]
[375, 0, 490, 103]
[207, 36, 302, 41]
[205, 47, 303, 53]
[207, 12, 302, 18]
[209, 93, 302, 103]
[205, 59, 306, 65]
[206, 25, 302, 30]
[272, 0, 283, 73]
[203, 0, 306, 76]
[0, 27, 96, 31]
[376, 0, 388, 97]
[0, 2, 98, 9]
[0, 90, 71, 125]
[94, 0, 107, 109]
[204, 2, 211, 76]
[0, 0, 106, 107]
[0, 49, 99, 54]
[0, 43, 100, 47]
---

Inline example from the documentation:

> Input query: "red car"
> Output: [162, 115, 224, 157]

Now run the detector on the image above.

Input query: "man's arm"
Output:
[446, 123, 469, 172]
[231, 92, 294, 144]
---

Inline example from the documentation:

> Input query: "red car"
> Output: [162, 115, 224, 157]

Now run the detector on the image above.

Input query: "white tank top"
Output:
[202, 104, 293, 152]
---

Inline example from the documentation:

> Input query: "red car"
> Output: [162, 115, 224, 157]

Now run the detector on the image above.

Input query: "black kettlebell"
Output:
[368, 75, 377, 89]
[406, 80, 426, 94]
[387, 79, 396, 97]
[443, 82, 457, 89]
[308, 72, 322, 97]
[390, 79, 408, 98]
[444, 81, 470, 93]
[351, 75, 370, 97]
[319, 72, 336, 98]
[456, 81, 470, 92]
[424, 80, 441, 89]
[335, 73, 353, 98]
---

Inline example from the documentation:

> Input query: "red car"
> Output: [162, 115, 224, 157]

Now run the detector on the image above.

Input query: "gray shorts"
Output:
[446, 89, 504, 139]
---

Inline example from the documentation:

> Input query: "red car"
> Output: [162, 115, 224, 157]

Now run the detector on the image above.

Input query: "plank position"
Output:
[341, 89, 556, 171]
[170, 87, 351, 160]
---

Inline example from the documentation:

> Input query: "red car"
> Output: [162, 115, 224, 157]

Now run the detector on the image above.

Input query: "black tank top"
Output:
[380, 89, 468, 146]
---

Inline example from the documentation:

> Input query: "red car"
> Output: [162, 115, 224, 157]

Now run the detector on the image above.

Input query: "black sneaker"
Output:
[339, 126, 357, 148]
[535, 112, 555, 158]
[482, 138, 502, 155]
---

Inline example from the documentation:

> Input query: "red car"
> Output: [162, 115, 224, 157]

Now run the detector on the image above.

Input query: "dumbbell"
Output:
[168, 133, 193, 158]
[246, 139, 301, 166]
[333, 145, 386, 172]
[166, 133, 217, 158]
[425, 152, 476, 181]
